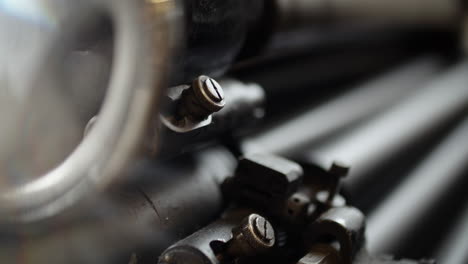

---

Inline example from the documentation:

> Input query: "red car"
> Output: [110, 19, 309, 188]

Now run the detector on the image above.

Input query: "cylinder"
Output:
[299, 61, 468, 207]
[366, 116, 468, 256]
[435, 201, 468, 264]
[155, 79, 266, 157]
[241, 57, 445, 155]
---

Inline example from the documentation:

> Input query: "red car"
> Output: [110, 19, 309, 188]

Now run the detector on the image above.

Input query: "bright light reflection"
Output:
[0, 0, 57, 28]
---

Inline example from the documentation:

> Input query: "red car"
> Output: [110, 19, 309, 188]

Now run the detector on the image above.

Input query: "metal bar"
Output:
[300, 61, 468, 203]
[435, 201, 468, 264]
[241, 57, 444, 155]
[366, 116, 468, 256]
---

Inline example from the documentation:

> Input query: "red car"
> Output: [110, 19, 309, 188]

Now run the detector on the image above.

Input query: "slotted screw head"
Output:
[227, 214, 276, 257]
[193, 75, 226, 112]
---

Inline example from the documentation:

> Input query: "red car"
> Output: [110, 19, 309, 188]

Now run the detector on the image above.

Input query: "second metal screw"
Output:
[226, 214, 276, 257]
[178, 75, 226, 121]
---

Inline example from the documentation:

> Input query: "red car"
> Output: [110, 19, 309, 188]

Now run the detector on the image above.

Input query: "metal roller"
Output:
[242, 57, 445, 156]
[435, 201, 468, 264]
[366, 116, 468, 256]
[299, 61, 468, 208]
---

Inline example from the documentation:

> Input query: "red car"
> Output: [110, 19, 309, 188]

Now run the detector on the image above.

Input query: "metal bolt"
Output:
[193, 75, 225, 111]
[306, 207, 365, 264]
[226, 214, 275, 257]
[177, 75, 226, 121]
[253, 215, 275, 243]
[202, 77, 225, 102]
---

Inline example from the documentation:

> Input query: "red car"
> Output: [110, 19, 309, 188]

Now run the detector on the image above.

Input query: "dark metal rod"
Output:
[241, 57, 445, 156]
[435, 201, 468, 264]
[366, 116, 468, 256]
[301, 61, 468, 200]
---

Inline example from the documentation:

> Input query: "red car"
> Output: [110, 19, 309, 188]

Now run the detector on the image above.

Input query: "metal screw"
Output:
[253, 215, 275, 243]
[192, 75, 225, 111]
[326, 160, 349, 205]
[177, 75, 226, 121]
[202, 77, 225, 102]
[226, 214, 275, 257]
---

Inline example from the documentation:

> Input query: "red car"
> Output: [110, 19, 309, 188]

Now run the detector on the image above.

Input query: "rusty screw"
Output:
[196, 76, 225, 103]
[178, 75, 226, 121]
[252, 215, 275, 243]
[226, 214, 275, 257]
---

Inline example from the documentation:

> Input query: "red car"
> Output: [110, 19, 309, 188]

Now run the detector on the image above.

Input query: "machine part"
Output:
[196, 77, 225, 105]
[177, 75, 226, 121]
[300, 159, 349, 209]
[285, 192, 312, 225]
[213, 79, 266, 137]
[159, 75, 225, 133]
[225, 153, 304, 213]
[155, 79, 265, 157]
[241, 57, 444, 155]
[160, 113, 213, 134]
[158, 209, 251, 264]
[366, 116, 468, 256]
[306, 207, 365, 264]
[297, 244, 340, 264]
[0, 0, 180, 223]
[301, 61, 468, 208]
[315, 192, 346, 209]
[0, 147, 236, 264]
[314, 160, 349, 206]
[226, 214, 275, 257]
